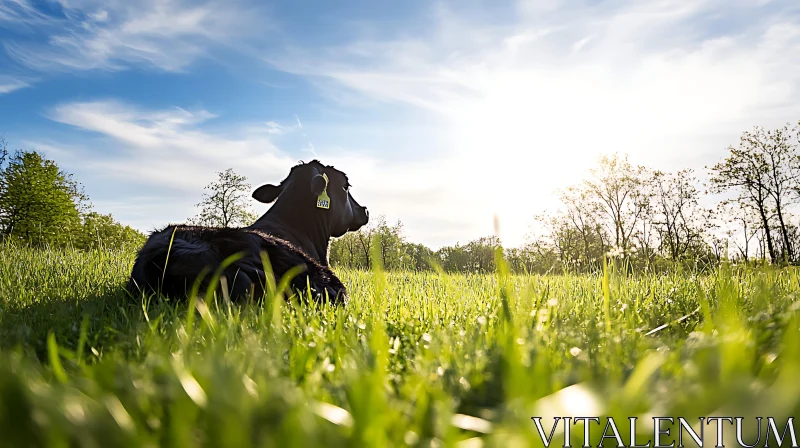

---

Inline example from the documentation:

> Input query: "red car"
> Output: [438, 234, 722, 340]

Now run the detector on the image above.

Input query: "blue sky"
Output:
[1, 0, 799, 249]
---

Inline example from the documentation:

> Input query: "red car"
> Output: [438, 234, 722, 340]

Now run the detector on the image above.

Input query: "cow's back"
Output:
[127, 225, 254, 298]
[126, 225, 348, 303]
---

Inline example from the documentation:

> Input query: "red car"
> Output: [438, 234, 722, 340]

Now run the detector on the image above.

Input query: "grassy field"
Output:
[0, 243, 799, 447]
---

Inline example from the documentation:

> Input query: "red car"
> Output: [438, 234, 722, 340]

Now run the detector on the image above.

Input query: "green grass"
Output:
[0, 243, 799, 447]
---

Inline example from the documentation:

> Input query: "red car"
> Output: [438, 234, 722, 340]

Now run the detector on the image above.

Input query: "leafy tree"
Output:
[329, 232, 363, 268]
[402, 242, 436, 271]
[508, 241, 560, 274]
[77, 211, 146, 251]
[375, 219, 408, 269]
[463, 236, 502, 273]
[355, 221, 378, 267]
[190, 168, 257, 228]
[0, 150, 87, 246]
[355, 216, 406, 269]
[330, 214, 408, 270]
[435, 244, 466, 272]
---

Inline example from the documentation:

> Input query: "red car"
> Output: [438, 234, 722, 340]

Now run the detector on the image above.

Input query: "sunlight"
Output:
[444, 69, 613, 247]
[441, 35, 785, 247]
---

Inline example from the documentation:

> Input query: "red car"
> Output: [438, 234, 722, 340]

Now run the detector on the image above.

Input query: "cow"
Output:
[126, 160, 369, 305]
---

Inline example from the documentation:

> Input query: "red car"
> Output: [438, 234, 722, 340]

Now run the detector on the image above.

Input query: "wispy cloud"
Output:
[45, 100, 295, 190]
[0, 75, 29, 94]
[0, 0, 52, 26]
[31, 100, 301, 230]
[2, 0, 267, 73]
[264, 120, 303, 136]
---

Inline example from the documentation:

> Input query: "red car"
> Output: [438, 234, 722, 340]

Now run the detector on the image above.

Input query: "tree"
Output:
[708, 123, 800, 264]
[375, 219, 407, 269]
[329, 214, 409, 270]
[358, 215, 405, 269]
[649, 169, 709, 261]
[402, 242, 436, 271]
[190, 168, 257, 228]
[0, 150, 87, 246]
[433, 236, 503, 273]
[329, 231, 362, 268]
[559, 187, 608, 267]
[463, 236, 502, 273]
[746, 123, 799, 262]
[537, 212, 580, 269]
[583, 153, 650, 253]
[709, 130, 778, 262]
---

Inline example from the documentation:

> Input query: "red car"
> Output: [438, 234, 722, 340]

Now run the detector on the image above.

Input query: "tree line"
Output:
[3, 119, 799, 274]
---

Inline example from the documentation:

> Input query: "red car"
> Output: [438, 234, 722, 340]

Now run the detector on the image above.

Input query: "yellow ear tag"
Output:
[316, 173, 330, 209]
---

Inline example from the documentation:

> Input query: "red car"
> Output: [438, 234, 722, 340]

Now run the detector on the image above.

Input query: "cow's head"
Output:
[252, 160, 369, 237]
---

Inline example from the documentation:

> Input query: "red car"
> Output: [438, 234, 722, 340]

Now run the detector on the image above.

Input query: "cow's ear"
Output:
[310, 174, 327, 196]
[253, 184, 282, 203]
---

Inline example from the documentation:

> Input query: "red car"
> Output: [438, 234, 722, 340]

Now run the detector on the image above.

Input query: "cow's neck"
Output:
[250, 205, 331, 266]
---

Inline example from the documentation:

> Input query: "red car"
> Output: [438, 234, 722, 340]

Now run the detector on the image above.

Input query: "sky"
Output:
[1, 0, 799, 249]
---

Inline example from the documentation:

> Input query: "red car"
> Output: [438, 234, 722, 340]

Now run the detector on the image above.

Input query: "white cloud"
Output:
[34, 100, 300, 231]
[0, 75, 29, 94]
[267, 0, 800, 248]
[2, 0, 266, 73]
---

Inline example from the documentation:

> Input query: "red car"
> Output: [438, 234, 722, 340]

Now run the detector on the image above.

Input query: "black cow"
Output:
[126, 160, 369, 304]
